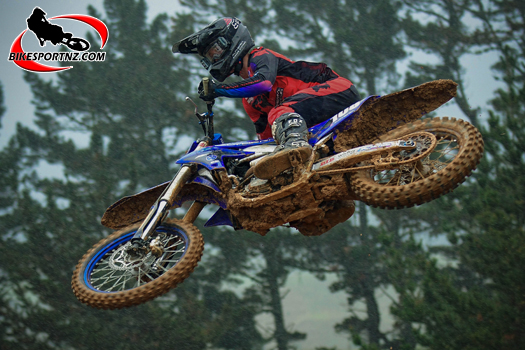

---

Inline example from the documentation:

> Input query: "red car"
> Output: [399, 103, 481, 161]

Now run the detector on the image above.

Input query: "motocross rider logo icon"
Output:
[8, 7, 109, 73]
[27, 7, 91, 51]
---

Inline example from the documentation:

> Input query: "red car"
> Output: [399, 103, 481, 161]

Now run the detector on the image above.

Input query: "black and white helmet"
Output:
[172, 17, 255, 82]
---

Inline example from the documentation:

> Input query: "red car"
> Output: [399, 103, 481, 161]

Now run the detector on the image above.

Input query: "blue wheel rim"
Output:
[84, 226, 189, 293]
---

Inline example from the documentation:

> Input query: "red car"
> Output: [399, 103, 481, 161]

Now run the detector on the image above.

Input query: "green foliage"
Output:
[392, 1, 525, 349]
[270, 0, 406, 94]
[401, 0, 485, 126]
[1, 0, 524, 349]
[0, 1, 263, 349]
[0, 82, 5, 128]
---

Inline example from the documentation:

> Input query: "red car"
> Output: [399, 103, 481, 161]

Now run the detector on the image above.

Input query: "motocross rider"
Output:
[172, 17, 361, 179]
[27, 7, 69, 46]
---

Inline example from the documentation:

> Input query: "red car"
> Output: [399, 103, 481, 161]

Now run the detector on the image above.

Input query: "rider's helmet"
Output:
[32, 7, 47, 17]
[27, 7, 47, 25]
[172, 17, 255, 82]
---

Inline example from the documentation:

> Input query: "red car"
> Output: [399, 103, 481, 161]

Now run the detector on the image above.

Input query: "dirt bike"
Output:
[71, 79, 484, 309]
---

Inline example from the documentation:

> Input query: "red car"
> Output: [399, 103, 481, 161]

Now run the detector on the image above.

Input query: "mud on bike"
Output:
[71, 79, 484, 309]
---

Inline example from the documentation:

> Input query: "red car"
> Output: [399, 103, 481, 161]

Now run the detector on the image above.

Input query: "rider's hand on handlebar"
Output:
[198, 78, 218, 102]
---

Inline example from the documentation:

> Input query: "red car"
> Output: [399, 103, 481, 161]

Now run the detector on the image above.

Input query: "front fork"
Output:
[126, 165, 194, 256]
[128, 83, 214, 256]
[128, 158, 208, 254]
[134, 165, 194, 240]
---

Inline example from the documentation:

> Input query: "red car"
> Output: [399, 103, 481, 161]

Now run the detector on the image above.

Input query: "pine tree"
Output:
[263, 2, 429, 349]
[401, 0, 485, 126]
[393, 1, 525, 348]
[0, 82, 5, 129]
[170, 4, 313, 349]
[0, 1, 263, 349]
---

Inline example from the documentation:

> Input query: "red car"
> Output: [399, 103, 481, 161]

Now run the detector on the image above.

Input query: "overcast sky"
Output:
[0, 0, 186, 149]
[1, 0, 500, 150]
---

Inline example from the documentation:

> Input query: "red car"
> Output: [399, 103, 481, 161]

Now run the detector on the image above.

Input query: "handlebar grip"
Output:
[202, 77, 209, 96]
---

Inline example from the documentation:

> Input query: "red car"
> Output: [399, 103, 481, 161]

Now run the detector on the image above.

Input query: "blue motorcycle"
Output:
[72, 79, 483, 309]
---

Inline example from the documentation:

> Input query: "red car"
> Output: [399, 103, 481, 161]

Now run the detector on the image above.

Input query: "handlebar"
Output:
[202, 77, 209, 96]
[184, 77, 215, 144]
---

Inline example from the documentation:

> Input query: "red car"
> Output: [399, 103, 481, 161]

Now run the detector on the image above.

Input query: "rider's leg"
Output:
[280, 77, 361, 126]
[243, 98, 273, 140]
[253, 77, 361, 179]
[253, 112, 312, 180]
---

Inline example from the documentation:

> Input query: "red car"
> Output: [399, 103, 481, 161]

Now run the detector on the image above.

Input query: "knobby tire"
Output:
[71, 218, 204, 309]
[350, 117, 484, 209]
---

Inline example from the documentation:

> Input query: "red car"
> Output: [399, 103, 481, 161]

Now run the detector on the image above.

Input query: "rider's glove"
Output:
[198, 79, 219, 102]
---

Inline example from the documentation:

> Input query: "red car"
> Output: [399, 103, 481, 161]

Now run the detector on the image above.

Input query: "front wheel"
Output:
[350, 117, 483, 209]
[72, 218, 204, 309]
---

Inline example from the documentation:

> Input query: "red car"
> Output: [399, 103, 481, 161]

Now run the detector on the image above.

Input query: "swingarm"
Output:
[310, 131, 437, 176]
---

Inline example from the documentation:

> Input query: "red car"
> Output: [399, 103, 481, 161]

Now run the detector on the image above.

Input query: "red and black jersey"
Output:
[214, 47, 359, 139]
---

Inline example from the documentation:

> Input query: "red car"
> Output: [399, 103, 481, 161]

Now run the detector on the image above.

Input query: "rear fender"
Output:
[332, 79, 458, 151]
[309, 80, 457, 148]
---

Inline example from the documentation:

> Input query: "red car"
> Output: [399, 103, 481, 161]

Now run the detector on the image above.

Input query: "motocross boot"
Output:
[253, 113, 312, 180]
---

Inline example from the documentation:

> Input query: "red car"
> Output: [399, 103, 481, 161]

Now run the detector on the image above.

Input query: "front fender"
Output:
[101, 173, 226, 230]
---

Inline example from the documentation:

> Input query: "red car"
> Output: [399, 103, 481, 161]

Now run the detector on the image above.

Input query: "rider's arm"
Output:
[215, 73, 272, 98]
[214, 50, 277, 98]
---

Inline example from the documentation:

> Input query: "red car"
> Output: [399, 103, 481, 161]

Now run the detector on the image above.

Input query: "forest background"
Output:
[0, 0, 523, 349]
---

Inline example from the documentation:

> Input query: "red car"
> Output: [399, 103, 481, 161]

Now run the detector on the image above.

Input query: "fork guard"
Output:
[101, 175, 227, 230]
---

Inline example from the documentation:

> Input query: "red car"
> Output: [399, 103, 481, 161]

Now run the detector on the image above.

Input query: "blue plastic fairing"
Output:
[177, 138, 277, 170]
[204, 207, 237, 228]
[308, 96, 378, 144]
[178, 97, 379, 170]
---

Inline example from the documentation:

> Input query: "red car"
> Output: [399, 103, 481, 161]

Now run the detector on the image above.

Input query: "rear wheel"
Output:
[350, 117, 483, 208]
[72, 218, 204, 309]
[66, 37, 90, 51]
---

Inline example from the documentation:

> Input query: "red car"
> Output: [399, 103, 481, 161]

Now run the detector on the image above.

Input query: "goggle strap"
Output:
[201, 58, 211, 70]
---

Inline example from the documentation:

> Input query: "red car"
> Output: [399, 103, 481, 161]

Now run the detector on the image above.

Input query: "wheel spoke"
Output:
[164, 248, 185, 254]
[165, 241, 182, 250]
[145, 272, 157, 281]
[106, 273, 127, 292]
[370, 132, 462, 188]
[91, 267, 121, 282]
[414, 164, 426, 179]
[409, 165, 417, 183]
[429, 159, 448, 171]
[91, 267, 115, 276]
[91, 272, 121, 283]
[136, 267, 142, 288]
[435, 146, 458, 161]
[87, 230, 188, 293]
[155, 264, 169, 272]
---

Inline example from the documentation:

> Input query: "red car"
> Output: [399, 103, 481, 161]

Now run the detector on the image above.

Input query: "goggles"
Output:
[200, 37, 229, 70]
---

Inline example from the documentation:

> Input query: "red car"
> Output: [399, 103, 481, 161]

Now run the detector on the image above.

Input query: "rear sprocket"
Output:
[350, 117, 484, 208]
